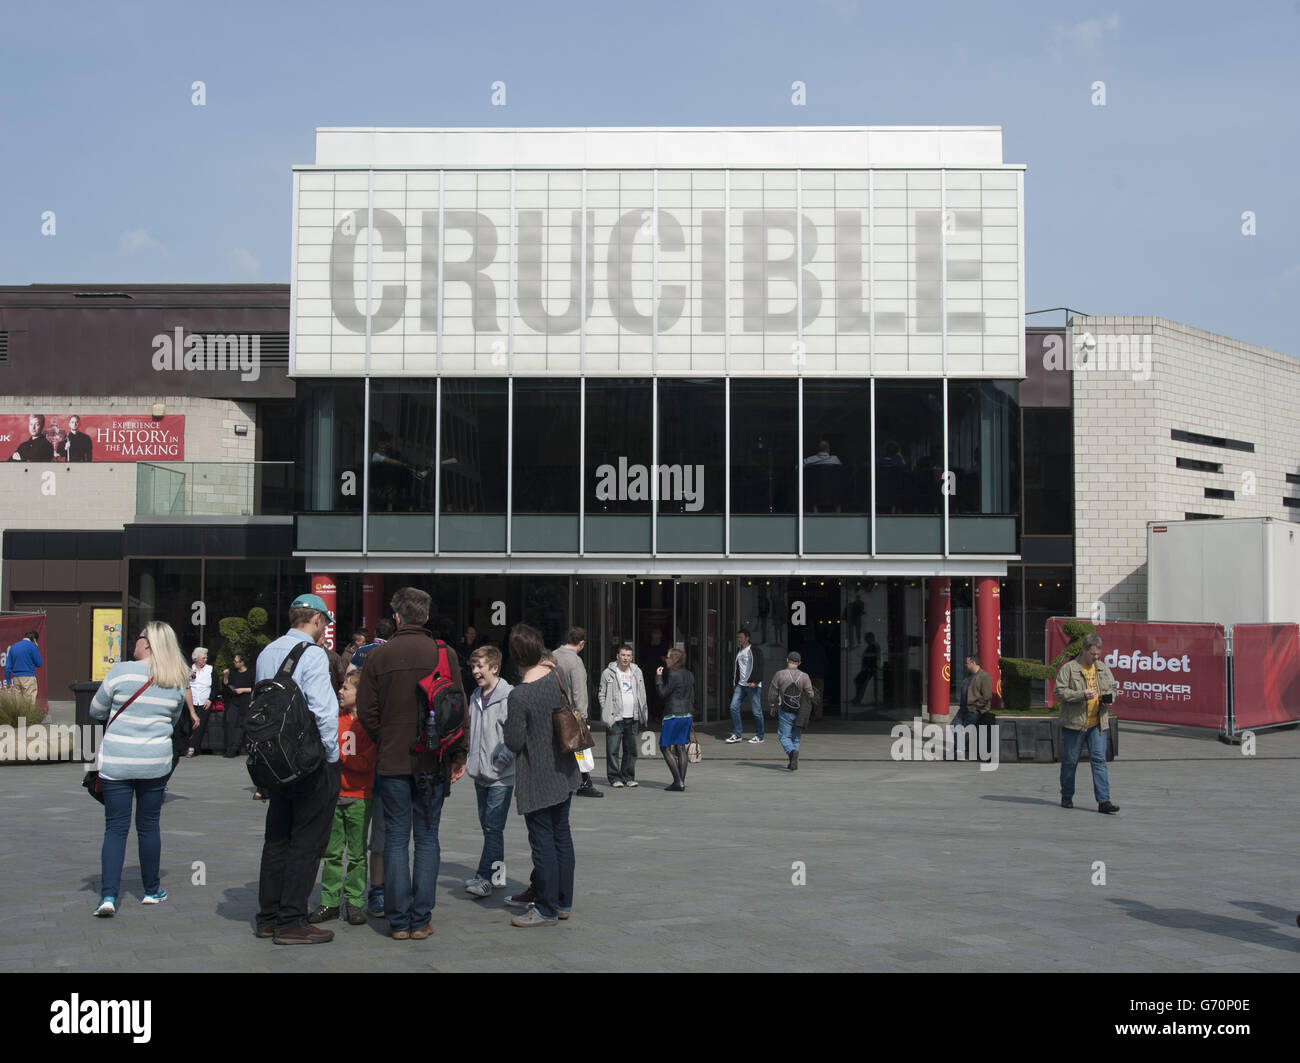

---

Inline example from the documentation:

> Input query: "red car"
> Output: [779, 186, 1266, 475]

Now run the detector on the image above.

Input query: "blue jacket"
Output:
[5, 638, 42, 681]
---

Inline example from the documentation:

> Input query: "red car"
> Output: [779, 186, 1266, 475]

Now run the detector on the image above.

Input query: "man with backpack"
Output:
[767, 651, 818, 771]
[357, 587, 468, 940]
[251, 593, 342, 944]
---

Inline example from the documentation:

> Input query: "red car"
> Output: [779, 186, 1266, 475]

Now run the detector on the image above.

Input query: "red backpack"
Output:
[410, 641, 467, 818]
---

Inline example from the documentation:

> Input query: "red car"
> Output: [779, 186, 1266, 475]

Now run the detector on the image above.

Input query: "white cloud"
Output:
[119, 229, 163, 253]
[1051, 13, 1121, 50]
[226, 247, 261, 279]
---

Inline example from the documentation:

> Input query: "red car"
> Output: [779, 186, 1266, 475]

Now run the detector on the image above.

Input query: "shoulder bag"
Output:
[82, 678, 155, 804]
[551, 667, 595, 754]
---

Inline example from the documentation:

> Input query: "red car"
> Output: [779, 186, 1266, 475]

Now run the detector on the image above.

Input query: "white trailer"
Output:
[1147, 516, 1300, 625]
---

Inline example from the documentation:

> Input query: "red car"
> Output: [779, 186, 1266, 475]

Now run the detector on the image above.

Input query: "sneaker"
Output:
[611, 780, 625, 788]
[366, 887, 385, 916]
[94, 897, 116, 918]
[1060, 797, 1073, 809]
[346, 906, 367, 925]
[748, 736, 765, 744]
[511, 903, 558, 927]
[307, 904, 339, 924]
[725, 734, 743, 743]
[790, 750, 799, 771]
[464, 877, 492, 899]
[558, 908, 572, 920]
[626, 779, 639, 788]
[505, 885, 536, 909]
[141, 889, 168, 905]
[1098, 801, 1120, 815]
[575, 783, 605, 797]
[273, 925, 334, 944]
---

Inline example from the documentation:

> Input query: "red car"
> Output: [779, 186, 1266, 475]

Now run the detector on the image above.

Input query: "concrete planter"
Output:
[993, 714, 1119, 764]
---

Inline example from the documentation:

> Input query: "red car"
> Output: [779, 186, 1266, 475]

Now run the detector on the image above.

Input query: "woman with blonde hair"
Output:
[89, 620, 199, 917]
[655, 648, 695, 792]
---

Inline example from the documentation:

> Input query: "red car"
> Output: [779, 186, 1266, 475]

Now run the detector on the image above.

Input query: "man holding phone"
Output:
[1054, 633, 1120, 814]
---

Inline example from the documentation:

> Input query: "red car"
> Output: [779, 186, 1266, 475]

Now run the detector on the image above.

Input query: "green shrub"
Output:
[214, 607, 272, 676]
[0, 687, 49, 727]
[998, 656, 1057, 712]
[1050, 619, 1097, 669]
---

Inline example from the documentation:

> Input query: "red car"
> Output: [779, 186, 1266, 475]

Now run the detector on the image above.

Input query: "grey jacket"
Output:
[552, 645, 589, 719]
[504, 670, 580, 815]
[598, 662, 648, 727]
[466, 678, 515, 786]
[1055, 655, 1118, 732]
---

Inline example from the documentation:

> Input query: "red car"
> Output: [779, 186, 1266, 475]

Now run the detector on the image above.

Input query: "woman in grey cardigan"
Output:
[503, 623, 580, 927]
[655, 648, 695, 792]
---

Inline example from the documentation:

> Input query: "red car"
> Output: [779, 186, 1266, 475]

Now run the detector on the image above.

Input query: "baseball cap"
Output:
[291, 593, 335, 623]
[786, 651, 802, 663]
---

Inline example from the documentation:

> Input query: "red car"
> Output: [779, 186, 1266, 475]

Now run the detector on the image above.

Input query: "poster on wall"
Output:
[92, 609, 124, 681]
[1, 413, 185, 463]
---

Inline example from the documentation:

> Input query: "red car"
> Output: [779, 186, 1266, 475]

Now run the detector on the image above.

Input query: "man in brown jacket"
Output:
[357, 587, 467, 940]
[950, 654, 992, 760]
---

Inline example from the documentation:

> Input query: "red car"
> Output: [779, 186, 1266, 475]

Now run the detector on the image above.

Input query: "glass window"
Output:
[1022, 409, 1072, 534]
[440, 379, 508, 514]
[803, 381, 871, 514]
[948, 381, 1020, 516]
[370, 379, 436, 513]
[297, 381, 364, 513]
[128, 559, 202, 657]
[874, 382, 942, 515]
[585, 380, 652, 514]
[513, 379, 579, 513]
[657, 379, 724, 515]
[1024, 566, 1073, 664]
[730, 379, 797, 514]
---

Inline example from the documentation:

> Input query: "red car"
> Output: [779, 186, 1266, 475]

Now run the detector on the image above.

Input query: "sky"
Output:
[1, 0, 1296, 355]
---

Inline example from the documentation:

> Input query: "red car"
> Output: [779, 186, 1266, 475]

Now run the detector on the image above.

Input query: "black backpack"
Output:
[410, 640, 467, 823]
[780, 684, 804, 713]
[245, 642, 326, 789]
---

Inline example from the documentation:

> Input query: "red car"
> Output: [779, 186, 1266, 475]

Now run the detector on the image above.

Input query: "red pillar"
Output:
[311, 574, 338, 651]
[926, 578, 951, 718]
[975, 576, 1002, 709]
[362, 578, 385, 635]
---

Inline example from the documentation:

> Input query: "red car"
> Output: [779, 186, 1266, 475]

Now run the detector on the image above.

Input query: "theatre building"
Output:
[290, 126, 1025, 720]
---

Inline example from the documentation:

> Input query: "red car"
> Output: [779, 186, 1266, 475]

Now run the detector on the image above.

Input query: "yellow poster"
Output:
[92, 609, 123, 681]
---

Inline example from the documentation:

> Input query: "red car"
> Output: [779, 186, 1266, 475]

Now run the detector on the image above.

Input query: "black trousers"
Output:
[257, 761, 341, 929]
[223, 703, 247, 755]
[188, 702, 212, 753]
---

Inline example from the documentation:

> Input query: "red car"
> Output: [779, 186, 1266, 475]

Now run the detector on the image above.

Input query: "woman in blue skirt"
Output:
[655, 648, 695, 792]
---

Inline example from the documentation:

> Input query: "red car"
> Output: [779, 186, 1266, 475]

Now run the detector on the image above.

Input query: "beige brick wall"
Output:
[1071, 317, 1300, 621]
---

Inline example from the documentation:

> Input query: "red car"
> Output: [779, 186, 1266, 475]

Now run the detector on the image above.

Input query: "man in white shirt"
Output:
[597, 644, 647, 788]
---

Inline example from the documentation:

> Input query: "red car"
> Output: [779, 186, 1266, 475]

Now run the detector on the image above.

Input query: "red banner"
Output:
[312, 575, 338, 651]
[1, 414, 185, 463]
[927, 578, 951, 713]
[1046, 619, 1227, 728]
[1231, 624, 1300, 729]
[0, 614, 48, 708]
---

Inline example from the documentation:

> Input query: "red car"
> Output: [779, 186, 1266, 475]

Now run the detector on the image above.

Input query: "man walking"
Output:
[4, 629, 42, 704]
[554, 627, 601, 798]
[253, 593, 341, 944]
[768, 651, 818, 771]
[358, 587, 468, 939]
[726, 628, 765, 744]
[1055, 633, 1120, 814]
[949, 654, 991, 760]
[598, 644, 647, 788]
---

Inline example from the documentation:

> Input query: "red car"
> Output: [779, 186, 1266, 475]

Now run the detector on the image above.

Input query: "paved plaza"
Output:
[3, 708, 1298, 973]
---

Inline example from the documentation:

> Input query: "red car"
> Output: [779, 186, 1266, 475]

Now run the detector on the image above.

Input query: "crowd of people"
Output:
[84, 591, 840, 939]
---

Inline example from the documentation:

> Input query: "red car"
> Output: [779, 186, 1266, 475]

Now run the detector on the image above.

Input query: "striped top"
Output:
[90, 661, 187, 780]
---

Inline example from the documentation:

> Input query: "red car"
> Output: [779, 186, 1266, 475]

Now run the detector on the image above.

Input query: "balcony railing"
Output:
[135, 462, 294, 518]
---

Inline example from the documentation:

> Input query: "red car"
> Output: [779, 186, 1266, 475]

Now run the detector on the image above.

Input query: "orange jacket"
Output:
[339, 715, 377, 798]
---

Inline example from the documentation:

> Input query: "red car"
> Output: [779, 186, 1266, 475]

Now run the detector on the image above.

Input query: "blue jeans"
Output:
[1060, 726, 1110, 803]
[524, 797, 575, 919]
[777, 709, 802, 754]
[729, 684, 764, 739]
[377, 774, 445, 932]
[474, 781, 514, 881]
[950, 707, 979, 758]
[100, 776, 168, 900]
[606, 719, 639, 783]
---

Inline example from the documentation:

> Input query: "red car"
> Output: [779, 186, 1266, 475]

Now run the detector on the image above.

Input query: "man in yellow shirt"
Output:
[1054, 633, 1120, 814]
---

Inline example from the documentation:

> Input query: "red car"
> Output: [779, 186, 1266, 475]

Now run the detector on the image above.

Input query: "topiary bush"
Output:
[214, 607, 272, 676]
[997, 656, 1058, 711]
[1050, 619, 1097, 669]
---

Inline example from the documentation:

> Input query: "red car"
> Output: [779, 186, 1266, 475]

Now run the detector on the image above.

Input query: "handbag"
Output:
[82, 678, 154, 804]
[551, 667, 595, 754]
[687, 727, 703, 764]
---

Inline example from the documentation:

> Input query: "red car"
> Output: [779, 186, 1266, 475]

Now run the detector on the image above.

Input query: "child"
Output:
[309, 670, 376, 925]
[463, 645, 515, 899]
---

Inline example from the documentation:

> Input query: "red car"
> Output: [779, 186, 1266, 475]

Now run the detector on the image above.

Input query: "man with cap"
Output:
[767, 651, 818, 771]
[252, 592, 342, 944]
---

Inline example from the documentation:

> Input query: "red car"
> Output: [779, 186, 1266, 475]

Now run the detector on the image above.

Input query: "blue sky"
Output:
[2, 0, 1296, 354]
